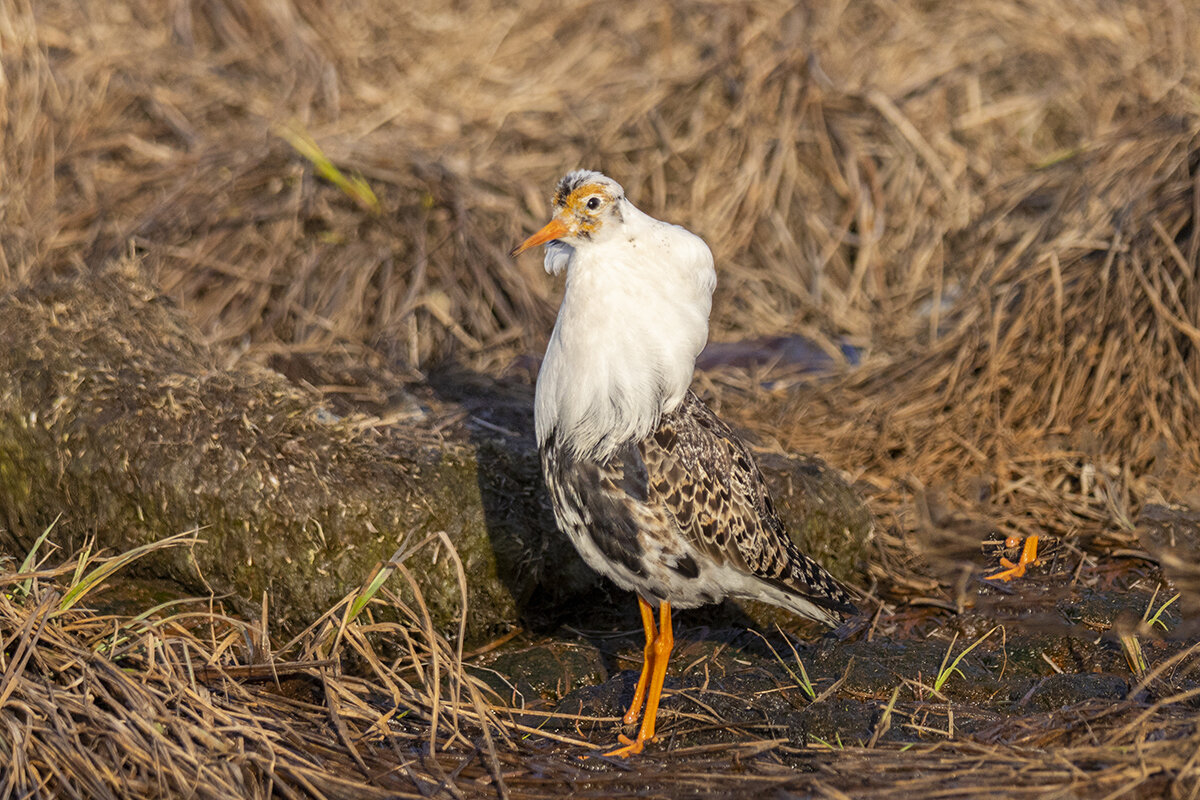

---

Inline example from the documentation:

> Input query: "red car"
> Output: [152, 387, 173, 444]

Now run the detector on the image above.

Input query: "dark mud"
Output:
[462, 544, 1198, 797]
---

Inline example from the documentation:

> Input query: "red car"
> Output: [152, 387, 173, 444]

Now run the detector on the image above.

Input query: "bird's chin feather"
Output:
[543, 241, 573, 276]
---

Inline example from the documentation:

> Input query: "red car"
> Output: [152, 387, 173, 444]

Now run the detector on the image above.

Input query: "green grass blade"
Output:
[15, 514, 62, 597]
[59, 530, 200, 613]
[1146, 593, 1181, 630]
[69, 542, 93, 597]
[276, 121, 381, 215]
[751, 628, 816, 700]
[348, 559, 398, 622]
[934, 626, 999, 693]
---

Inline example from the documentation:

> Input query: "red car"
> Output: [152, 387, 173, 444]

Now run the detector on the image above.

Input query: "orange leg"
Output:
[606, 601, 673, 757]
[986, 535, 1040, 581]
[620, 596, 658, 726]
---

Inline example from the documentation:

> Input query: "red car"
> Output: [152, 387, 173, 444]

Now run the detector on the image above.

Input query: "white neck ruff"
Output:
[535, 202, 715, 461]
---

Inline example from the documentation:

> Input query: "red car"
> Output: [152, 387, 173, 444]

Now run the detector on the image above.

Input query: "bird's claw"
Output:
[604, 735, 646, 758]
[986, 534, 1040, 581]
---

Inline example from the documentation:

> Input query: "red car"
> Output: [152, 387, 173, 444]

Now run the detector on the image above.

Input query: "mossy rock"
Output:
[0, 262, 546, 641]
[0, 262, 873, 643]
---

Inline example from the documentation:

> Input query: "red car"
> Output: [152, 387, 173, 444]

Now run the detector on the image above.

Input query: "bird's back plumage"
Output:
[543, 391, 855, 626]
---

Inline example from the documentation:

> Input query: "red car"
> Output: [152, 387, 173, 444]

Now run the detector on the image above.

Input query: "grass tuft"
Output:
[934, 627, 1000, 694]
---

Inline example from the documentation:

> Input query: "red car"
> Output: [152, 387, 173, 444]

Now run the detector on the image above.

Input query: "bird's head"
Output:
[510, 170, 626, 257]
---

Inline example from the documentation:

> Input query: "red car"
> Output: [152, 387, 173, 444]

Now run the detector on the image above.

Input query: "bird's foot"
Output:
[986, 535, 1040, 581]
[604, 733, 647, 758]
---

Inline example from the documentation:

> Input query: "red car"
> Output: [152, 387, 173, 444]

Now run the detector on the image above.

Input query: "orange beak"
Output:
[510, 217, 570, 258]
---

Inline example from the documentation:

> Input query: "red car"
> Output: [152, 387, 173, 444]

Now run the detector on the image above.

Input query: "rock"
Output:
[0, 262, 547, 641]
[758, 452, 874, 584]
[0, 261, 873, 643]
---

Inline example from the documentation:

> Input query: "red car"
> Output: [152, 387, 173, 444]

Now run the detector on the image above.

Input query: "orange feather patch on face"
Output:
[561, 183, 608, 213]
[560, 183, 610, 237]
[513, 182, 615, 258]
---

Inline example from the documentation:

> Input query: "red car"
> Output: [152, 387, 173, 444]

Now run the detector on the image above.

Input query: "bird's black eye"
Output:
[586, 196, 601, 210]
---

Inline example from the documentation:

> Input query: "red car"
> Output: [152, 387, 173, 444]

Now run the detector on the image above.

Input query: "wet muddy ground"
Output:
[456, 548, 1198, 797]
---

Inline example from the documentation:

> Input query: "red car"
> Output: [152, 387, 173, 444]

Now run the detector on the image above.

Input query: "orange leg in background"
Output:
[986, 535, 1040, 581]
[606, 601, 673, 757]
[620, 596, 658, 726]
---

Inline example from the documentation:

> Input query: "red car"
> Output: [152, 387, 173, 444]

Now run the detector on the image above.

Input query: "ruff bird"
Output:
[512, 170, 857, 757]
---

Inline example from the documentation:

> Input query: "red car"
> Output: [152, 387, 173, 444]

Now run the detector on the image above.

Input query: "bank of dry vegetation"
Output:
[4, 0, 1200, 796]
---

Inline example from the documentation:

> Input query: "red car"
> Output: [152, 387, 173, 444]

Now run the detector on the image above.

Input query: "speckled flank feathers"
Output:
[543, 391, 856, 626]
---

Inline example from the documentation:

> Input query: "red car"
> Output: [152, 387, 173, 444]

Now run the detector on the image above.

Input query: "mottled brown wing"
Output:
[542, 430, 692, 596]
[640, 392, 856, 616]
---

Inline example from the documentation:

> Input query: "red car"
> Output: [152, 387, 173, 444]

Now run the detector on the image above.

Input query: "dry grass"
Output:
[755, 113, 1200, 590]
[6, 0, 1200, 795]
[4, 0, 1193, 355]
[5, 0, 1199, 552]
[0, 531, 528, 798]
[3, 541, 1200, 799]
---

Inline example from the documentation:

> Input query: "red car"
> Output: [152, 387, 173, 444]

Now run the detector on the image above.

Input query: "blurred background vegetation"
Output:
[3, 0, 1200, 566]
[5, 4, 1200, 796]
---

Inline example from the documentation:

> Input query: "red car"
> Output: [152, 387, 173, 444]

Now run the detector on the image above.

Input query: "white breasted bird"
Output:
[512, 170, 857, 757]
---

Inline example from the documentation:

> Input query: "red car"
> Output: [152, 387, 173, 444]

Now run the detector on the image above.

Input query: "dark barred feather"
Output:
[542, 391, 856, 620]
